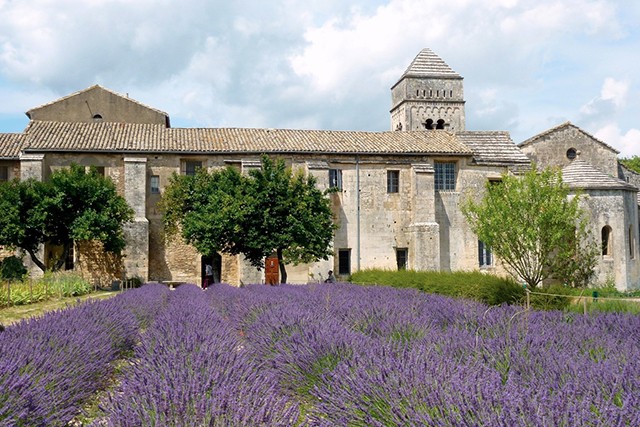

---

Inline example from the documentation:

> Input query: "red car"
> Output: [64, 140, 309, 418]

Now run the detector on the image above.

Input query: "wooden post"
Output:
[526, 290, 530, 310]
[583, 297, 587, 315]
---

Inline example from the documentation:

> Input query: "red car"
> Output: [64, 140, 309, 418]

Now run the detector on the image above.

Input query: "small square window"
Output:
[329, 169, 342, 190]
[338, 249, 351, 276]
[150, 175, 160, 194]
[387, 170, 399, 193]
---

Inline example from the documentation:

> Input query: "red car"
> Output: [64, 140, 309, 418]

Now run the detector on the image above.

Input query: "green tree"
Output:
[462, 166, 598, 288]
[0, 165, 134, 272]
[161, 155, 337, 283]
[620, 155, 640, 174]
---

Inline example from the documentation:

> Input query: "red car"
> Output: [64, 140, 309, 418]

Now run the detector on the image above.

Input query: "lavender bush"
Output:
[0, 283, 169, 426]
[2, 282, 639, 426]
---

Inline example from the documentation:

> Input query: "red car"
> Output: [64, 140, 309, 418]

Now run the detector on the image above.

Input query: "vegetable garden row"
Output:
[1, 282, 639, 426]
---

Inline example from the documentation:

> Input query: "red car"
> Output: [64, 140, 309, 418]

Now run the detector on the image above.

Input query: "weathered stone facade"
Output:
[520, 124, 640, 290]
[0, 49, 638, 290]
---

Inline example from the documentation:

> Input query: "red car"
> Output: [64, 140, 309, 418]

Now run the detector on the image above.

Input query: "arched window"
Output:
[424, 119, 434, 130]
[436, 119, 445, 129]
[602, 225, 612, 256]
[92, 114, 103, 122]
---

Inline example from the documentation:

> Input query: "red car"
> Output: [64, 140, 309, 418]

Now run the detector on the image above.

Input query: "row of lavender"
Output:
[0, 284, 170, 426]
[94, 283, 640, 426]
[2, 283, 639, 425]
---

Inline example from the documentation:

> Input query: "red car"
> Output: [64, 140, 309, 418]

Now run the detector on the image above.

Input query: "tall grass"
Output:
[0, 271, 92, 307]
[349, 269, 524, 305]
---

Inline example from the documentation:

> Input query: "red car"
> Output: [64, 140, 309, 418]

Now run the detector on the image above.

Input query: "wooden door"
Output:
[265, 256, 279, 285]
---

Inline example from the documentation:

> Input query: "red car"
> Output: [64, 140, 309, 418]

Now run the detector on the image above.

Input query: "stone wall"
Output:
[520, 125, 619, 177]
[28, 86, 168, 125]
[75, 241, 124, 285]
[577, 189, 640, 290]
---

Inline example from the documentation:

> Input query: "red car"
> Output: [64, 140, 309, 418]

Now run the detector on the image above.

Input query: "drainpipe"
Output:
[356, 154, 361, 271]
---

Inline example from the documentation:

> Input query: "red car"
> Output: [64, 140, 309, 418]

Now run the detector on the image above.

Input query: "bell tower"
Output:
[390, 48, 465, 132]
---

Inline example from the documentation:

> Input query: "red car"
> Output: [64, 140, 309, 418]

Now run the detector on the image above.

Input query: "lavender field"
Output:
[1, 282, 639, 426]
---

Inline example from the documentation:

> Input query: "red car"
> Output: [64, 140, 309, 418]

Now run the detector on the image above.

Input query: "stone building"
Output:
[0, 49, 638, 290]
[520, 122, 640, 289]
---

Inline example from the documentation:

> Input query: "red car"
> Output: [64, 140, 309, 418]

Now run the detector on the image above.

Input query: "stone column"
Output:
[409, 163, 440, 271]
[123, 157, 149, 281]
[19, 153, 46, 277]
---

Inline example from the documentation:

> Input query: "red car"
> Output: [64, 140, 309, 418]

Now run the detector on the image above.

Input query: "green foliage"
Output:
[161, 155, 337, 283]
[0, 256, 27, 280]
[350, 269, 524, 306]
[0, 165, 134, 271]
[0, 271, 92, 307]
[461, 166, 598, 288]
[620, 155, 640, 174]
[528, 285, 573, 311]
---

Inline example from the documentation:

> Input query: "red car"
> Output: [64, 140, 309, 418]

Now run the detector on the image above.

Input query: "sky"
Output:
[1, 0, 639, 156]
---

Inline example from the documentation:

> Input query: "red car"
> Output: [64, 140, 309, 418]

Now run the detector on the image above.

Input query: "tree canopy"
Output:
[461, 166, 598, 288]
[0, 165, 134, 271]
[161, 155, 337, 283]
[620, 155, 640, 174]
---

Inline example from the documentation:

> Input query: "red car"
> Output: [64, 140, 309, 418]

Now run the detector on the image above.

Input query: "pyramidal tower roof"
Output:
[400, 48, 462, 79]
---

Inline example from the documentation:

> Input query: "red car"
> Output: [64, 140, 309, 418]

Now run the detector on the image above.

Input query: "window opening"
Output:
[396, 248, 408, 270]
[435, 162, 456, 190]
[0, 165, 8, 182]
[183, 160, 202, 176]
[478, 241, 492, 267]
[338, 249, 351, 276]
[436, 119, 445, 129]
[424, 119, 434, 130]
[387, 170, 400, 193]
[602, 225, 612, 256]
[566, 148, 577, 160]
[629, 225, 635, 259]
[329, 169, 342, 190]
[150, 175, 160, 194]
[92, 114, 103, 122]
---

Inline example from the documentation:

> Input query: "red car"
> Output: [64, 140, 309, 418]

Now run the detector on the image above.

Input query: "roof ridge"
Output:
[519, 121, 619, 154]
[26, 85, 169, 119]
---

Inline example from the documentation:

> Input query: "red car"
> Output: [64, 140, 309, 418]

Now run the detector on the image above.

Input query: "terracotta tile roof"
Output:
[562, 160, 637, 191]
[22, 121, 474, 156]
[457, 131, 530, 166]
[519, 121, 619, 154]
[0, 133, 25, 159]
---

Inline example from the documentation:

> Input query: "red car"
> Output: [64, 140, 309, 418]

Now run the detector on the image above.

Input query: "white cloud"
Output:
[0, 0, 638, 139]
[594, 124, 640, 158]
[600, 77, 629, 107]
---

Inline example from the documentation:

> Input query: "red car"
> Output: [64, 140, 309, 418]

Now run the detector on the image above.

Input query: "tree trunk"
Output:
[26, 248, 47, 272]
[277, 248, 287, 284]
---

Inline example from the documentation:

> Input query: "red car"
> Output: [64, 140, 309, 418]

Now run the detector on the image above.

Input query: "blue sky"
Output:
[1, 0, 639, 156]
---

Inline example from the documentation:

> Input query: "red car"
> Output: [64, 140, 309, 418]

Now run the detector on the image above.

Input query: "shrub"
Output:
[349, 269, 524, 305]
[0, 256, 27, 280]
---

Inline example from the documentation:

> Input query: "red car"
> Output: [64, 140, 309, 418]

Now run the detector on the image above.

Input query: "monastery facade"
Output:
[1, 49, 638, 290]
